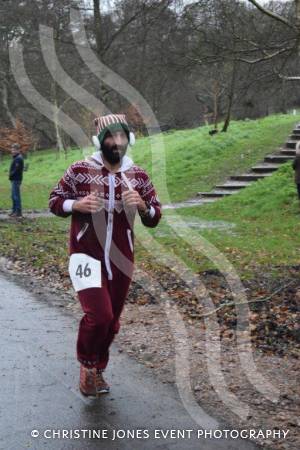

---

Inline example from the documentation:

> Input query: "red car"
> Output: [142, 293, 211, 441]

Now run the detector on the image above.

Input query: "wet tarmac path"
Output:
[0, 273, 259, 450]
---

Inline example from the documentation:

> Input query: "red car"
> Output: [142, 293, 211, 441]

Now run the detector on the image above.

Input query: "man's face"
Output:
[11, 148, 19, 156]
[101, 129, 128, 164]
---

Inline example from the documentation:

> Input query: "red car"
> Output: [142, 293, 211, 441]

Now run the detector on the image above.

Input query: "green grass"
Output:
[149, 162, 300, 278]
[1, 113, 299, 209]
[0, 114, 299, 279]
[0, 216, 71, 274]
[0, 163, 299, 280]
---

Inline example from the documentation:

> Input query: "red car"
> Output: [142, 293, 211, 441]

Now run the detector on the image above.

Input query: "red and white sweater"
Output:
[49, 152, 162, 280]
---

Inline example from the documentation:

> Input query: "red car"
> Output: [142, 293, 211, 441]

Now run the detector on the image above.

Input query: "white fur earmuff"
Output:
[129, 132, 135, 146]
[92, 135, 101, 150]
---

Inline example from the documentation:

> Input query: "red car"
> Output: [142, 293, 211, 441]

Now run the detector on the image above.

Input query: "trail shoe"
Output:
[95, 368, 110, 395]
[79, 364, 96, 397]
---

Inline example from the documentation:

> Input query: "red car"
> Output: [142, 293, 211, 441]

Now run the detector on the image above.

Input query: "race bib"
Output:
[68, 253, 101, 292]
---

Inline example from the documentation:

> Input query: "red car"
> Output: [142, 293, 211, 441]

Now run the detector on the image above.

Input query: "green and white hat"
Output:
[92, 113, 135, 150]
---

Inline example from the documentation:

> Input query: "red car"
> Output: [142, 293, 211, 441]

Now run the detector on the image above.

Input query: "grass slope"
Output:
[0, 113, 299, 209]
[0, 163, 298, 280]
[156, 163, 300, 278]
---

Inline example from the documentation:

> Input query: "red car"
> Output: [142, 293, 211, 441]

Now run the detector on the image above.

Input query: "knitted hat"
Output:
[92, 113, 135, 150]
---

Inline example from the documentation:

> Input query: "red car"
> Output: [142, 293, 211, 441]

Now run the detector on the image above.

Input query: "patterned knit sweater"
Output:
[49, 152, 162, 280]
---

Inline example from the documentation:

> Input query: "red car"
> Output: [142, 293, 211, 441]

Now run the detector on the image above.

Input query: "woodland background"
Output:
[1, 0, 300, 151]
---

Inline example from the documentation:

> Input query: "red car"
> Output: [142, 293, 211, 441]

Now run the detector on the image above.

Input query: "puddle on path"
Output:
[164, 198, 217, 209]
[156, 215, 236, 237]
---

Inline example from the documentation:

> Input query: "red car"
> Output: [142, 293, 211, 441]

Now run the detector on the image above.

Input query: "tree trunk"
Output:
[212, 80, 220, 130]
[222, 61, 237, 133]
[93, 0, 105, 100]
[93, 0, 102, 55]
[51, 81, 64, 155]
[53, 108, 64, 154]
[2, 81, 16, 127]
[296, 0, 300, 56]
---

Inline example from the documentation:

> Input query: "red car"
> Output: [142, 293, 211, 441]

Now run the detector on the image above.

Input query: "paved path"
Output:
[0, 210, 52, 220]
[0, 273, 259, 450]
[0, 201, 210, 220]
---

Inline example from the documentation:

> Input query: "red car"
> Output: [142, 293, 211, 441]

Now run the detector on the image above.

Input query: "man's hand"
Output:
[122, 190, 147, 213]
[72, 192, 103, 213]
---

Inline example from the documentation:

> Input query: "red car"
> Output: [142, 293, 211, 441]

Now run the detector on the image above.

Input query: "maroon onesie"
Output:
[49, 152, 162, 369]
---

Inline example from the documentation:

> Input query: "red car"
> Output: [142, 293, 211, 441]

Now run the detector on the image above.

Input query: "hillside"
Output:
[0, 120, 298, 363]
[158, 162, 300, 277]
[0, 113, 299, 209]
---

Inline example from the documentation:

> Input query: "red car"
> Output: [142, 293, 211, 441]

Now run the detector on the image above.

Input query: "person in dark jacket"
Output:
[8, 143, 24, 218]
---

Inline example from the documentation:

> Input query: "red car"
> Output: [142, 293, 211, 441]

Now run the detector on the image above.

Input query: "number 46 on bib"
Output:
[69, 253, 102, 292]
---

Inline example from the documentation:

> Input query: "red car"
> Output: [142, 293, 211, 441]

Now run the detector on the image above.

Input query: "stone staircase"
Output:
[197, 123, 299, 201]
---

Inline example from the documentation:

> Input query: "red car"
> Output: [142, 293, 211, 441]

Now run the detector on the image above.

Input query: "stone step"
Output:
[280, 148, 296, 156]
[230, 173, 272, 181]
[290, 134, 300, 140]
[194, 124, 296, 203]
[286, 140, 299, 149]
[251, 163, 280, 173]
[264, 154, 294, 163]
[197, 189, 241, 198]
[215, 181, 252, 190]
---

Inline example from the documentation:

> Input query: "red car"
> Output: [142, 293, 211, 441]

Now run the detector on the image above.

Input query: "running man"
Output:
[49, 113, 162, 396]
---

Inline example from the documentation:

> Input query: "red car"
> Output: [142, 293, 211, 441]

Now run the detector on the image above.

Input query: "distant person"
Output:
[292, 145, 300, 204]
[8, 143, 24, 218]
[49, 113, 162, 397]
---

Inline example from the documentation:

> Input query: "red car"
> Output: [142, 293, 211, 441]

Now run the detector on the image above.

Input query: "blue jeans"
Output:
[11, 180, 22, 214]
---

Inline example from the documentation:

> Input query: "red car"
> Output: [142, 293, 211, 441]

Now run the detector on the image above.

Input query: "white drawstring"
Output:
[121, 172, 134, 191]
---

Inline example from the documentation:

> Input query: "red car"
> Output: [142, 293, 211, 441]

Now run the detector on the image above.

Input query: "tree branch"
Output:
[197, 281, 294, 319]
[237, 46, 293, 64]
[101, 11, 141, 56]
[247, 0, 295, 30]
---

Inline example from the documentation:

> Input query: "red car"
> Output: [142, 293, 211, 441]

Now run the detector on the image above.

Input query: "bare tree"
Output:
[245, 0, 300, 80]
[1, 0, 299, 148]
